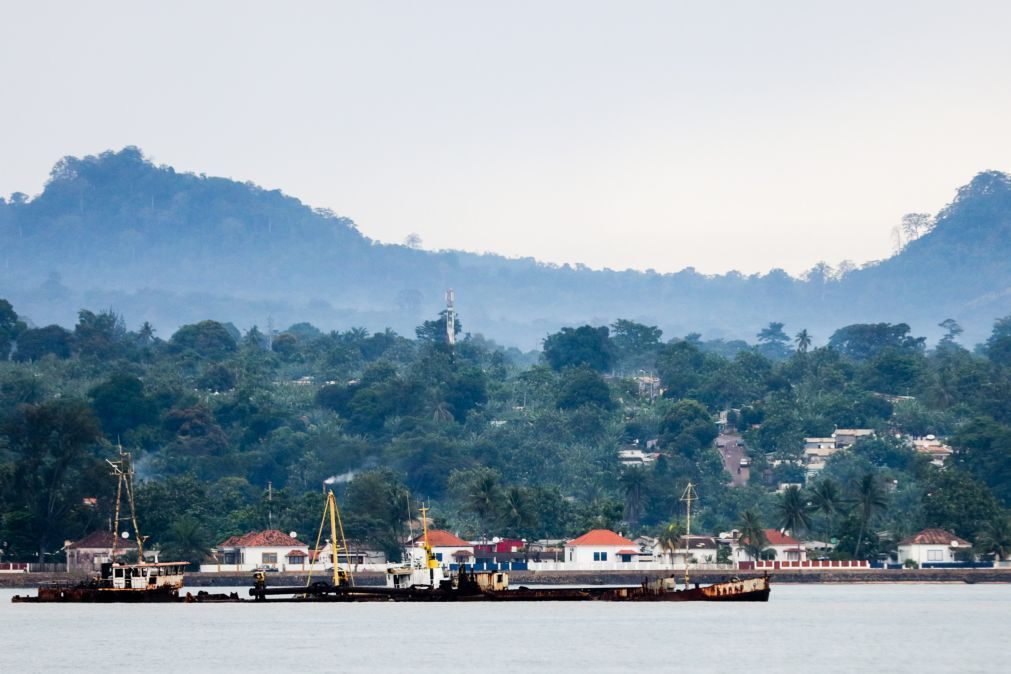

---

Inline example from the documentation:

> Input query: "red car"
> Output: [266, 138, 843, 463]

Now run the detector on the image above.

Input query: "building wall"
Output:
[898, 544, 957, 565]
[564, 545, 633, 565]
[222, 544, 309, 571]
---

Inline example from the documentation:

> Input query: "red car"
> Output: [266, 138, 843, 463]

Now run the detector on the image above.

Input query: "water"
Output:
[1, 584, 1007, 673]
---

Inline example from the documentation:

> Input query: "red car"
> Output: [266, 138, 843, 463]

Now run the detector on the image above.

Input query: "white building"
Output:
[564, 529, 639, 565]
[732, 529, 807, 564]
[214, 530, 308, 571]
[897, 529, 972, 565]
[675, 535, 720, 565]
[911, 436, 953, 467]
[408, 530, 474, 567]
[65, 531, 142, 572]
[833, 428, 875, 448]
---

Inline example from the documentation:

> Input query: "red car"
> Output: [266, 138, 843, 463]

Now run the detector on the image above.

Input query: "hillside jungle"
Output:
[1, 297, 1010, 565]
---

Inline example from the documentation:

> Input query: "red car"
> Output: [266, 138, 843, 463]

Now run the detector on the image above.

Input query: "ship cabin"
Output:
[100, 561, 187, 590]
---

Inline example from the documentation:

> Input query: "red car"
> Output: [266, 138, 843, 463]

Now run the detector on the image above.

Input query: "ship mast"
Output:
[680, 482, 697, 585]
[106, 447, 145, 564]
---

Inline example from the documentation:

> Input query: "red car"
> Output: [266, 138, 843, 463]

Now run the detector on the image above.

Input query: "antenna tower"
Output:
[445, 289, 456, 347]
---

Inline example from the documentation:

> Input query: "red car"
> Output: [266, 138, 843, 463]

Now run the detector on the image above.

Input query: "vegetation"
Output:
[1, 296, 1011, 565]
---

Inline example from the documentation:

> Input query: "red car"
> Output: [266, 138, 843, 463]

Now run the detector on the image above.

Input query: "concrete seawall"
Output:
[4, 568, 1011, 589]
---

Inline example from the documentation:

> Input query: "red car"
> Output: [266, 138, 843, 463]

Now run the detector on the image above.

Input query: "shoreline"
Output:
[3, 568, 1011, 589]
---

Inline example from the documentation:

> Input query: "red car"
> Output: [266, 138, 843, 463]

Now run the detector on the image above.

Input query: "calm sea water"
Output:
[1, 583, 1007, 673]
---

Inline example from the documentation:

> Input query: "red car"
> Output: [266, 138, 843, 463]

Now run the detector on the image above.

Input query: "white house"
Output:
[408, 530, 474, 567]
[897, 528, 972, 565]
[65, 530, 141, 572]
[733, 529, 807, 563]
[675, 535, 720, 565]
[833, 428, 875, 448]
[564, 529, 639, 565]
[911, 436, 953, 467]
[214, 530, 308, 571]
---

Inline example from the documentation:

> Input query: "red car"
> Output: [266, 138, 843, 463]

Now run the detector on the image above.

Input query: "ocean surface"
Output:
[1, 583, 1007, 673]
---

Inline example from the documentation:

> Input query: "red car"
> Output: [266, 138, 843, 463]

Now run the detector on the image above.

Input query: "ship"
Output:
[12, 449, 190, 603]
[248, 488, 770, 602]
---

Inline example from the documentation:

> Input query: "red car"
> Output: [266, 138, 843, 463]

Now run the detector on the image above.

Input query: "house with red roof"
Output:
[732, 529, 808, 563]
[897, 528, 972, 566]
[212, 530, 308, 571]
[408, 529, 474, 567]
[564, 529, 639, 566]
[65, 530, 141, 572]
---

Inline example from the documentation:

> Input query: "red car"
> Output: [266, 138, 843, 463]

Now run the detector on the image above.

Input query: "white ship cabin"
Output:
[101, 561, 187, 590]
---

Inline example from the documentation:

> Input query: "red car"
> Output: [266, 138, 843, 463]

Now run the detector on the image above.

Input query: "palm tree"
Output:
[162, 515, 211, 566]
[466, 471, 502, 531]
[500, 486, 533, 537]
[738, 510, 768, 562]
[809, 478, 843, 547]
[657, 521, 682, 565]
[619, 468, 648, 525]
[795, 329, 812, 353]
[853, 474, 888, 559]
[775, 485, 813, 538]
[976, 515, 1011, 561]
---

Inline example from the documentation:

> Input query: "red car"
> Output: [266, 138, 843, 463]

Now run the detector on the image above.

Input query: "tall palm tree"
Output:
[738, 510, 768, 562]
[853, 474, 888, 559]
[619, 468, 648, 525]
[466, 471, 502, 532]
[775, 485, 813, 538]
[795, 329, 812, 353]
[657, 521, 682, 565]
[809, 478, 843, 547]
[976, 515, 1011, 561]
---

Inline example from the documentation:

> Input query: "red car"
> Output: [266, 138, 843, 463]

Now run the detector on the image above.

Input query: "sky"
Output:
[2, 1, 1010, 275]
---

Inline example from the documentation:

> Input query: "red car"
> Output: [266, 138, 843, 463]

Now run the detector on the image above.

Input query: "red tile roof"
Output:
[740, 529, 800, 546]
[616, 549, 639, 555]
[218, 530, 307, 548]
[67, 531, 138, 550]
[566, 529, 636, 547]
[285, 549, 308, 558]
[411, 530, 471, 548]
[898, 528, 971, 547]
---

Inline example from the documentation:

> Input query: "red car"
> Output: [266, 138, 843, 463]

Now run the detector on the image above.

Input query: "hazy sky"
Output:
[3, 1, 1010, 275]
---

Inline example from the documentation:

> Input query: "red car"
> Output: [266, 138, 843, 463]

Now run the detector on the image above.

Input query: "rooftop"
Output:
[218, 530, 307, 548]
[67, 530, 138, 550]
[410, 530, 471, 548]
[567, 529, 636, 547]
[899, 528, 971, 547]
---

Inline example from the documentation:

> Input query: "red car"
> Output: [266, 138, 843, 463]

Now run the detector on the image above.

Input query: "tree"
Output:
[619, 468, 648, 525]
[0, 299, 26, 360]
[853, 474, 888, 559]
[657, 521, 682, 564]
[756, 322, 791, 359]
[169, 320, 238, 359]
[983, 315, 1011, 367]
[160, 515, 211, 566]
[542, 325, 615, 372]
[1, 399, 103, 558]
[88, 374, 158, 438]
[938, 319, 963, 345]
[555, 366, 613, 410]
[14, 325, 73, 361]
[795, 329, 812, 353]
[809, 478, 843, 545]
[415, 311, 461, 346]
[775, 485, 812, 538]
[738, 509, 768, 561]
[975, 515, 1011, 561]
[658, 399, 717, 459]
[828, 323, 925, 361]
[611, 319, 662, 370]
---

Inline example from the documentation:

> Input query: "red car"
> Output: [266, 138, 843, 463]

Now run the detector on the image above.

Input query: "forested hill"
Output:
[1, 148, 1010, 348]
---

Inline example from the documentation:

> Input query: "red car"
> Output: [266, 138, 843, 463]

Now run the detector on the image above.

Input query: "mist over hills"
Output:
[1, 147, 1009, 349]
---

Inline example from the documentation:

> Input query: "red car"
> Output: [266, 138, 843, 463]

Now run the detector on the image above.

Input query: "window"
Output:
[261, 552, 278, 564]
[927, 549, 943, 561]
[435, 553, 443, 561]
[593, 551, 608, 562]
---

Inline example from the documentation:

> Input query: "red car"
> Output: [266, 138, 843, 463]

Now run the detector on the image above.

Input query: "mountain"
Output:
[1, 148, 1009, 348]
